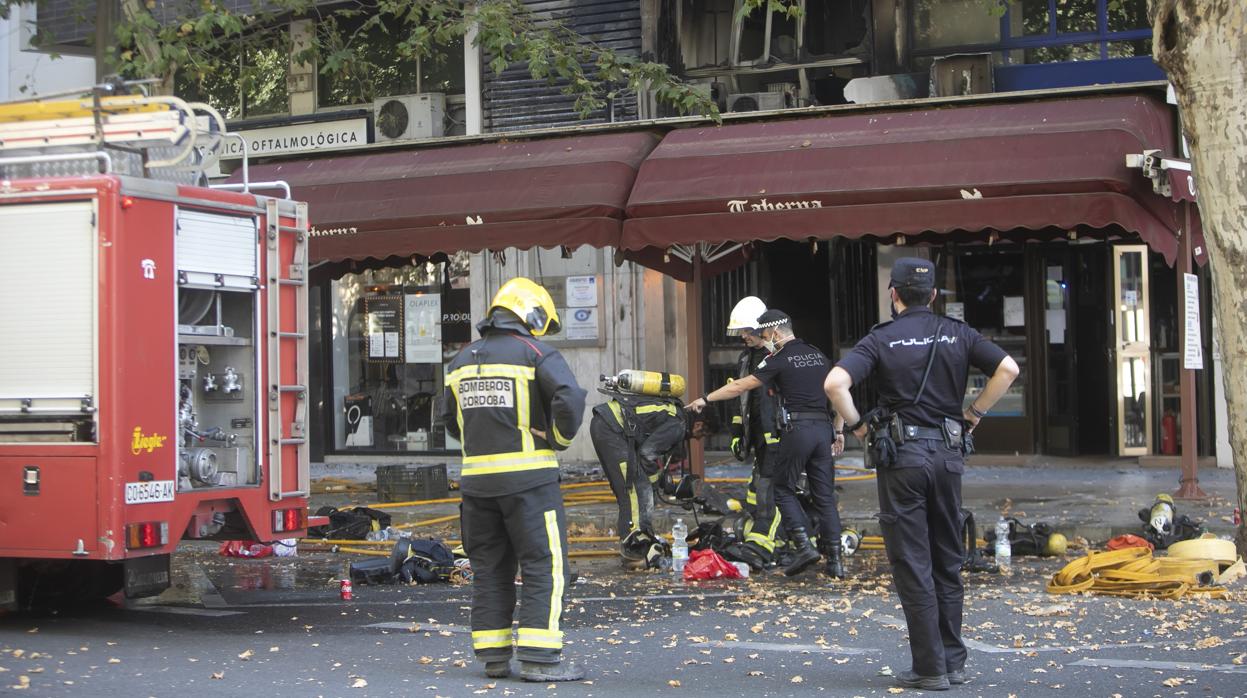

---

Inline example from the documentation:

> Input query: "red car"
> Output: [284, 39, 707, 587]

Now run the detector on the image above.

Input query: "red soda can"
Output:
[340, 579, 353, 600]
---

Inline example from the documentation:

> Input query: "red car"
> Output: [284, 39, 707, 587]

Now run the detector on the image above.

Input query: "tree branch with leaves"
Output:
[2, 0, 719, 122]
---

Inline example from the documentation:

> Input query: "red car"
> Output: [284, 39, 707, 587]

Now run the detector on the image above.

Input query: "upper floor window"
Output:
[682, 0, 870, 70]
[910, 0, 1150, 66]
[175, 42, 290, 120]
[317, 14, 465, 108]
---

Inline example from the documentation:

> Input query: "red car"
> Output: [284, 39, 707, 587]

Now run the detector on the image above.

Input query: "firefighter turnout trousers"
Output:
[773, 420, 842, 548]
[875, 438, 967, 677]
[742, 437, 783, 558]
[462, 482, 571, 664]
[589, 413, 655, 546]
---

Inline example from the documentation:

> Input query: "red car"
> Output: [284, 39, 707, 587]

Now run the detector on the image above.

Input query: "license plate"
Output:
[124, 480, 175, 504]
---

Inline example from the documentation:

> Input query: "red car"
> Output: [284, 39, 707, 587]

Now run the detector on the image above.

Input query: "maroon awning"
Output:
[622, 94, 1195, 278]
[231, 131, 660, 263]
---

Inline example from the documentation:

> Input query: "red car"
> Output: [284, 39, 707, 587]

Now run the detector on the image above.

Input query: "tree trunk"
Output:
[118, 0, 175, 95]
[1151, 0, 1247, 557]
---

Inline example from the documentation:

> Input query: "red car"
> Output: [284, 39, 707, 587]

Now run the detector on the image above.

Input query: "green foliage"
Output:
[3, 0, 719, 123]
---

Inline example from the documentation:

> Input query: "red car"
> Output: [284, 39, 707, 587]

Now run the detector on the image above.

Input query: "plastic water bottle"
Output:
[671, 518, 689, 576]
[994, 518, 1012, 572]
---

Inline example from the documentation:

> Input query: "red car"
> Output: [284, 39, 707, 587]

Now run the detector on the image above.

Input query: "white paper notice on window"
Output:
[369, 333, 384, 358]
[566, 275, 598, 308]
[384, 332, 400, 358]
[1003, 296, 1025, 327]
[1183, 272, 1203, 370]
[945, 302, 965, 322]
[404, 293, 442, 363]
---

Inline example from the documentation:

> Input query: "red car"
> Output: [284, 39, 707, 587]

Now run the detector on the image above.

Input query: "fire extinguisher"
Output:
[1161, 410, 1178, 455]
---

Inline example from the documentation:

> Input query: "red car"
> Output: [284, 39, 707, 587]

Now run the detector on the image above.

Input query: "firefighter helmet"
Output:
[1044, 532, 1068, 556]
[726, 296, 767, 336]
[489, 277, 560, 336]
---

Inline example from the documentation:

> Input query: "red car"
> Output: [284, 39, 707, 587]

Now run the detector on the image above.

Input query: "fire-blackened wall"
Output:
[484, 0, 642, 132]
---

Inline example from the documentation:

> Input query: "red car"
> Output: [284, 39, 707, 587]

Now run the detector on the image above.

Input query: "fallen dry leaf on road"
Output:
[1162, 677, 1187, 687]
[668, 680, 681, 687]
[1231, 653, 1245, 665]
[351, 677, 368, 688]
[107, 658, 120, 664]
[791, 675, 804, 683]
[211, 672, 224, 680]
[1021, 604, 1072, 617]
[238, 650, 253, 661]
[887, 688, 904, 694]
[1195, 637, 1223, 649]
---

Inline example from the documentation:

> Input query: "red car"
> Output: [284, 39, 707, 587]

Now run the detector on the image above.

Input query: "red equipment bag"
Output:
[218, 540, 275, 558]
[683, 548, 743, 581]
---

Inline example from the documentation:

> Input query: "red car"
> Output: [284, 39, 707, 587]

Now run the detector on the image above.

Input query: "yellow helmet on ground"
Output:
[489, 277, 560, 336]
[1044, 532, 1068, 556]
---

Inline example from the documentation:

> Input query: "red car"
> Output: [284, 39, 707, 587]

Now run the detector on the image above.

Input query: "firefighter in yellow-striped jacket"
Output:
[442, 278, 587, 683]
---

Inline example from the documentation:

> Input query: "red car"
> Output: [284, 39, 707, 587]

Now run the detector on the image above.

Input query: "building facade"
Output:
[17, 0, 1228, 467]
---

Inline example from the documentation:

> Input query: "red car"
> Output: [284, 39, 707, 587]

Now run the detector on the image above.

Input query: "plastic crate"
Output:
[376, 464, 449, 503]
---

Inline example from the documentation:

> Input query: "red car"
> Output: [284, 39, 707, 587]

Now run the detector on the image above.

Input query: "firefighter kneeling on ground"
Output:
[443, 277, 587, 683]
[590, 372, 721, 569]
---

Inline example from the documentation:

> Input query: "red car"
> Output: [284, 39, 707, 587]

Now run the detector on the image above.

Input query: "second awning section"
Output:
[621, 94, 1194, 278]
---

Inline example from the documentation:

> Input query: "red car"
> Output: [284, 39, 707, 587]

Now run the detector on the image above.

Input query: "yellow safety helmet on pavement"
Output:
[726, 296, 767, 336]
[1044, 532, 1068, 556]
[489, 277, 560, 336]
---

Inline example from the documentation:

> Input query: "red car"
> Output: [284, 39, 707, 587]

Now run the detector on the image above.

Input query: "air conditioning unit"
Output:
[373, 93, 446, 141]
[726, 91, 786, 113]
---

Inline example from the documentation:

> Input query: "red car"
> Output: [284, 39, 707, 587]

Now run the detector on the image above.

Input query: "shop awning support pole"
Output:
[1175, 201, 1207, 500]
[687, 254, 705, 479]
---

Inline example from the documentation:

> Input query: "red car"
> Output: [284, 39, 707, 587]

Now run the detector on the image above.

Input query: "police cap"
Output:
[756, 309, 791, 329]
[889, 257, 935, 291]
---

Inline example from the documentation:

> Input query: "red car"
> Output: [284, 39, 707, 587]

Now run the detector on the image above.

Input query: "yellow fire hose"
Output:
[1047, 547, 1228, 599]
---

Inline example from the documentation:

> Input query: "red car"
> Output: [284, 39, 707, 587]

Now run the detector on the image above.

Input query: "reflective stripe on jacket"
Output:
[443, 328, 586, 497]
[590, 395, 686, 480]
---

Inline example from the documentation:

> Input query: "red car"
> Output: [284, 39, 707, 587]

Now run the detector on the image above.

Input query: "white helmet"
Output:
[726, 296, 767, 336]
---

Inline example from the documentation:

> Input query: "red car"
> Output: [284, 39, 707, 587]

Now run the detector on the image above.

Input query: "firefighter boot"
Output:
[485, 661, 512, 678]
[824, 541, 846, 579]
[783, 528, 820, 577]
[521, 660, 586, 682]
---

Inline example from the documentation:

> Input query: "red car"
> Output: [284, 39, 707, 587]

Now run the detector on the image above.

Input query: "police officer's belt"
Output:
[903, 425, 945, 440]
[787, 411, 831, 422]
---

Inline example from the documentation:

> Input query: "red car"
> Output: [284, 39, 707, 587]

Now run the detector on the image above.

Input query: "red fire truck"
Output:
[0, 86, 310, 608]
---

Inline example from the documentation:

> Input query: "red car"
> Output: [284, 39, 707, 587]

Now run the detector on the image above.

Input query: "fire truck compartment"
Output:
[0, 456, 99, 554]
[0, 201, 99, 440]
[176, 210, 263, 491]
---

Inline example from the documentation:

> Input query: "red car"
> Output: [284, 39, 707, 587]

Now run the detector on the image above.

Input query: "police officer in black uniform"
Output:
[688, 309, 846, 578]
[824, 258, 1019, 691]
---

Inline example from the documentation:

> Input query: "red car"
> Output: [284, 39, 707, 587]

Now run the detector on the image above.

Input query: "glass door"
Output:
[1113, 245, 1151, 456]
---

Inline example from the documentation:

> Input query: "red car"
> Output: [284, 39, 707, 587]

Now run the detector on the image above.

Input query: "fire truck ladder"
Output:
[0, 85, 229, 184]
[266, 198, 310, 502]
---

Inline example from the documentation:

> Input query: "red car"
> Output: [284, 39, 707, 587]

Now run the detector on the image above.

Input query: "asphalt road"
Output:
[1, 548, 1245, 697]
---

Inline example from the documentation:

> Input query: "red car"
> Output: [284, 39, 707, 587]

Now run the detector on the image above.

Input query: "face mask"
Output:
[761, 333, 779, 354]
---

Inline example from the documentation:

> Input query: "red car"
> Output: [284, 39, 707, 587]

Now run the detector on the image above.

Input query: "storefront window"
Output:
[329, 255, 471, 453]
[937, 248, 1027, 417]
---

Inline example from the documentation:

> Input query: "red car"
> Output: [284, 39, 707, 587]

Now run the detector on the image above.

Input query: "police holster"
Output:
[863, 409, 901, 470]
